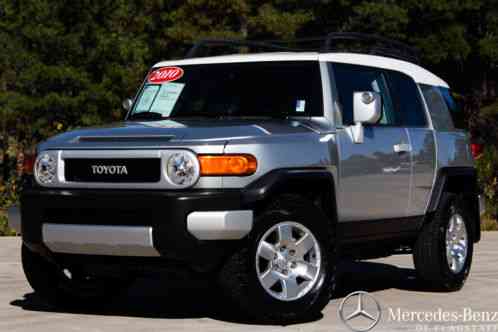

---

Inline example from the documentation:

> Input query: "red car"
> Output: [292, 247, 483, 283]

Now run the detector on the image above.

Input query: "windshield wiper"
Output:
[168, 114, 223, 119]
[169, 114, 276, 120]
[128, 112, 164, 121]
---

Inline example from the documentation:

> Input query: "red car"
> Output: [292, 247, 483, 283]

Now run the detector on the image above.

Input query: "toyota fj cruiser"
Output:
[9, 33, 483, 322]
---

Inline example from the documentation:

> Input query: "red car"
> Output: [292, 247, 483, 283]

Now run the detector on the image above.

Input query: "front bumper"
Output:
[21, 186, 253, 271]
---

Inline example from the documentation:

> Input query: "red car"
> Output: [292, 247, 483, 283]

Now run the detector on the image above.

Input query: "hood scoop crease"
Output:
[76, 135, 175, 143]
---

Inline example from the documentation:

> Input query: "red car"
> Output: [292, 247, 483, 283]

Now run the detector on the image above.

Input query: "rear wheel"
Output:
[413, 193, 474, 291]
[218, 195, 337, 322]
[22, 244, 132, 307]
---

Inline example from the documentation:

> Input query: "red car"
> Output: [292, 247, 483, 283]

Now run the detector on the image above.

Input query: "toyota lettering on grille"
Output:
[91, 165, 129, 175]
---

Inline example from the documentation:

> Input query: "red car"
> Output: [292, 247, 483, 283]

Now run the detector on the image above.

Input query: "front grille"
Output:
[64, 158, 161, 183]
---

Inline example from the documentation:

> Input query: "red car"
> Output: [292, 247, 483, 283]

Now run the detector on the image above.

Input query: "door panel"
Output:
[330, 62, 412, 222]
[407, 128, 436, 216]
[337, 126, 411, 221]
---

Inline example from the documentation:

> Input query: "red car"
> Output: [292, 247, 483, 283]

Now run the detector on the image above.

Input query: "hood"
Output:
[38, 119, 315, 150]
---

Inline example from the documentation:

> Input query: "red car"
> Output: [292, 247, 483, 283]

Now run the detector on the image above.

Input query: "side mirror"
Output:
[351, 91, 382, 144]
[122, 98, 133, 112]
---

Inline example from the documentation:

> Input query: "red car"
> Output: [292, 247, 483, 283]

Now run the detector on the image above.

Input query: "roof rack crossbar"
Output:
[324, 32, 419, 63]
[185, 33, 420, 64]
[185, 39, 307, 58]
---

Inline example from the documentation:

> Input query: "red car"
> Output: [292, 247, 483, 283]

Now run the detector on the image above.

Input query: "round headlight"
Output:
[166, 152, 199, 187]
[34, 153, 57, 185]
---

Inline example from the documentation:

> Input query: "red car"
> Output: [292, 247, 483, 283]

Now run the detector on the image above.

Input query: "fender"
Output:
[242, 168, 338, 225]
[427, 167, 481, 243]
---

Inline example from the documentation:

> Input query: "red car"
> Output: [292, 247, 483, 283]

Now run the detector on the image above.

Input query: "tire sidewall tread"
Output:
[414, 193, 474, 291]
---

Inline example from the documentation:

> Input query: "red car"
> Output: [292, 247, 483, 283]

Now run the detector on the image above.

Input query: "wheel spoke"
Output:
[295, 233, 315, 258]
[260, 269, 280, 289]
[455, 244, 465, 257]
[296, 262, 318, 281]
[277, 224, 293, 244]
[282, 277, 300, 299]
[450, 216, 457, 229]
[258, 241, 277, 261]
[451, 257, 458, 270]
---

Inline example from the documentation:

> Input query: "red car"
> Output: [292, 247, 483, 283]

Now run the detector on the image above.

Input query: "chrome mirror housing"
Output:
[351, 91, 382, 144]
[353, 91, 382, 124]
[122, 98, 133, 112]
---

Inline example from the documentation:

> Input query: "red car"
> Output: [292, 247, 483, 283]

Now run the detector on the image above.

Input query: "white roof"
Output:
[153, 52, 319, 67]
[153, 52, 449, 88]
[319, 53, 449, 88]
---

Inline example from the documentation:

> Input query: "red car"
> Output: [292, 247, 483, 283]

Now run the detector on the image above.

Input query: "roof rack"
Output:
[185, 32, 420, 64]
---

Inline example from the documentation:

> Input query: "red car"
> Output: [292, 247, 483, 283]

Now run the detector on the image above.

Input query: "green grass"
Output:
[0, 211, 16, 236]
[481, 215, 498, 231]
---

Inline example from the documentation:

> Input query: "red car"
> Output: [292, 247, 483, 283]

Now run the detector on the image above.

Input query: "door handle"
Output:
[393, 143, 411, 153]
[383, 166, 401, 173]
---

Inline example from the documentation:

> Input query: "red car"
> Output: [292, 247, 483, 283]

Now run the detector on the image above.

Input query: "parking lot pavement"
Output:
[1, 233, 497, 332]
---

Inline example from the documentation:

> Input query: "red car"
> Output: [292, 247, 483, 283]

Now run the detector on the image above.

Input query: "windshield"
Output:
[129, 61, 323, 119]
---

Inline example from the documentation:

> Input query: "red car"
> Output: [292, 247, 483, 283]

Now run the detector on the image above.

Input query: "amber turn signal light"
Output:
[198, 154, 257, 176]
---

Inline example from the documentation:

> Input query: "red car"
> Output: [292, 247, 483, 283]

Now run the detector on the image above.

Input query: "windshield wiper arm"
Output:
[168, 114, 223, 119]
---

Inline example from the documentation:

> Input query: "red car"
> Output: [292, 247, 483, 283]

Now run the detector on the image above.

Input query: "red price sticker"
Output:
[148, 66, 184, 83]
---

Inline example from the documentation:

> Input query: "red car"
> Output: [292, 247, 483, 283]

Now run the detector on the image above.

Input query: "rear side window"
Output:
[420, 85, 455, 131]
[331, 63, 397, 126]
[440, 87, 465, 129]
[385, 71, 427, 127]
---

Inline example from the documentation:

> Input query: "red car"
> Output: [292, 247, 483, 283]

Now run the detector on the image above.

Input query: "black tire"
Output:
[22, 244, 132, 307]
[413, 193, 474, 291]
[218, 195, 337, 322]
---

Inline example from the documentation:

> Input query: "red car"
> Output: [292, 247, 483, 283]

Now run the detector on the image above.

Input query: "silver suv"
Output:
[10, 35, 482, 322]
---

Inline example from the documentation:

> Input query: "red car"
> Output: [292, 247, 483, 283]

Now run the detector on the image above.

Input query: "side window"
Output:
[332, 63, 396, 126]
[420, 84, 455, 131]
[385, 71, 427, 127]
[439, 87, 465, 129]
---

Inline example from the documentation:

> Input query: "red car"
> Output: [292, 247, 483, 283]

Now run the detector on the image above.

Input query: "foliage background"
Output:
[0, 0, 497, 234]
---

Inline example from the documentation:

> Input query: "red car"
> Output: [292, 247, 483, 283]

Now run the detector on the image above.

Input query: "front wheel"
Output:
[218, 195, 337, 322]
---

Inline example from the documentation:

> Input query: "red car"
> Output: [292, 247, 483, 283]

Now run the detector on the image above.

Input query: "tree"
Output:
[156, 0, 313, 58]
